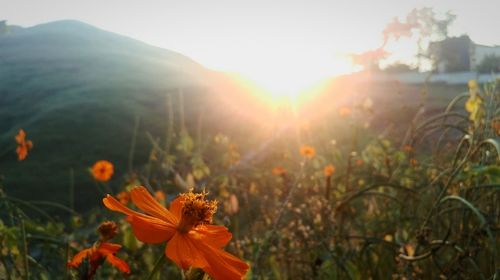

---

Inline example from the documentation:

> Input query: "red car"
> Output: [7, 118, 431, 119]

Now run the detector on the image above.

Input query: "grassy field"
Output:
[0, 21, 498, 280]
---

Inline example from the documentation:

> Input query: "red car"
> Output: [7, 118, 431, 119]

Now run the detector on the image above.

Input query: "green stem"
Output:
[128, 116, 140, 173]
[20, 219, 29, 280]
[69, 168, 74, 211]
[146, 254, 167, 280]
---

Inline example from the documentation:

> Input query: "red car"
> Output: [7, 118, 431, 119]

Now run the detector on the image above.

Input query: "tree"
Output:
[427, 35, 471, 72]
[351, 8, 456, 71]
[383, 8, 456, 70]
[382, 63, 417, 73]
[476, 55, 500, 73]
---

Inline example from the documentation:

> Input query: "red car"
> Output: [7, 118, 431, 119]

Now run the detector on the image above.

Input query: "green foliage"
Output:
[427, 35, 472, 72]
[476, 54, 500, 73]
[0, 20, 499, 280]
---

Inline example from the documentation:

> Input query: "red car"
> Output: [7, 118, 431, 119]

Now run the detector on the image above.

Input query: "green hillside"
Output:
[0, 20, 466, 214]
[0, 20, 218, 210]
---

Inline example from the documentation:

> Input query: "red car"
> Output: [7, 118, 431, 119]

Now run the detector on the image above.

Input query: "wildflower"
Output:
[224, 194, 239, 215]
[15, 129, 26, 144]
[155, 190, 166, 202]
[403, 145, 414, 153]
[468, 79, 478, 90]
[67, 242, 130, 277]
[116, 191, 130, 205]
[103, 186, 249, 280]
[410, 158, 418, 167]
[465, 80, 484, 126]
[339, 107, 351, 117]
[355, 159, 364, 166]
[404, 244, 415, 257]
[323, 164, 335, 177]
[15, 129, 33, 161]
[91, 160, 114, 182]
[97, 221, 118, 241]
[362, 97, 373, 111]
[300, 145, 316, 159]
[492, 118, 500, 135]
[68, 221, 129, 277]
[272, 166, 287, 176]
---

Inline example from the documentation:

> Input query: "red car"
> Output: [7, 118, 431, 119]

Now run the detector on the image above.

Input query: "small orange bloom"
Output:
[300, 145, 316, 159]
[491, 118, 500, 135]
[15, 129, 26, 144]
[403, 145, 414, 153]
[67, 242, 130, 277]
[355, 159, 364, 166]
[68, 221, 129, 277]
[324, 164, 335, 177]
[339, 107, 351, 117]
[15, 129, 33, 161]
[91, 160, 114, 182]
[272, 166, 287, 176]
[155, 190, 166, 202]
[116, 191, 130, 205]
[103, 187, 249, 280]
[410, 158, 418, 167]
[404, 244, 415, 257]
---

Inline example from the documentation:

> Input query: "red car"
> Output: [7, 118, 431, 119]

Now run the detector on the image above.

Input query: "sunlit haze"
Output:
[2, 0, 499, 96]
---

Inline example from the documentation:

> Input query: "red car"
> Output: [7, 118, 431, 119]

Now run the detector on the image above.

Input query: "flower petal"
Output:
[98, 243, 121, 254]
[166, 231, 249, 280]
[127, 215, 176, 244]
[130, 186, 178, 224]
[67, 248, 91, 268]
[165, 233, 208, 270]
[169, 196, 185, 219]
[105, 254, 131, 274]
[194, 225, 232, 248]
[103, 194, 147, 218]
[197, 242, 249, 280]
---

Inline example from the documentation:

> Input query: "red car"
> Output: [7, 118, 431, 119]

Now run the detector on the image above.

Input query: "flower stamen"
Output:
[177, 190, 217, 233]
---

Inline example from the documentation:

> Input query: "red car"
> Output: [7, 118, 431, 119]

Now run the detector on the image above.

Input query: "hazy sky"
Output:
[2, 0, 499, 91]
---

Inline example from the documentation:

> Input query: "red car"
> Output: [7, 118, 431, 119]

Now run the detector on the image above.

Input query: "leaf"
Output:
[176, 130, 194, 155]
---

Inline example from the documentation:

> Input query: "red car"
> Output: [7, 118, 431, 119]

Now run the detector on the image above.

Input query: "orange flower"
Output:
[68, 221, 129, 277]
[155, 190, 166, 202]
[15, 129, 33, 161]
[403, 145, 414, 153]
[116, 191, 130, 205]
[272, 166, 287, 176]
[410, 158, 418, 167]
[103, 186, 249, 280]
[67, 242, 130, 277]
[15, 129, 26, 144]
[355, 159, 364, 166]
[491, 118, 500, 135]
[324, 164, 335, 177]
[91, 160, 114, 181]
[300, 145, 316, 159]
[339, 107, 351, 117]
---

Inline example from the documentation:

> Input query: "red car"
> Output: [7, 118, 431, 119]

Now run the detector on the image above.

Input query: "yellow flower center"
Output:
[177, 190, 217, 233]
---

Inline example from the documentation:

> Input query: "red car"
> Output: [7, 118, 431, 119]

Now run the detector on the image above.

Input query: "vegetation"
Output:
[1, 78, 499, 279]
[477, 54, 500, 74]
[1, 19, 499, 280]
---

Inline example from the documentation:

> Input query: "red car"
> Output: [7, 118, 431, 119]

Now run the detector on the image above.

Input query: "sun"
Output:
[235, 53, 356, 103]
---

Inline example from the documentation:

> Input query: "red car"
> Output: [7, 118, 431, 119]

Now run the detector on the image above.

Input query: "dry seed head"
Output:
[97, 221, 118, 241]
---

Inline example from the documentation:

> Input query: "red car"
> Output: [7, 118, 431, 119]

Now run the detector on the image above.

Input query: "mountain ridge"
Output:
[0, 19, 225, 210]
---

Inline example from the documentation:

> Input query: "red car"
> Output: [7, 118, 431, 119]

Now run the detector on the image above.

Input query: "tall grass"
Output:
[0, 81, 499, 279]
